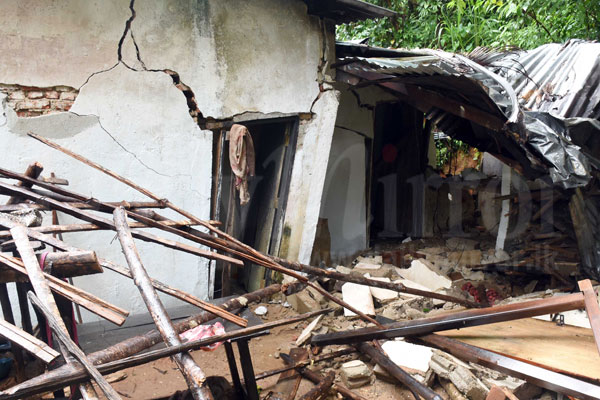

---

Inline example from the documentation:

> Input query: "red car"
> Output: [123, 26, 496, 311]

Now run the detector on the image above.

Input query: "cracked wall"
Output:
[0, 0, 340, 319]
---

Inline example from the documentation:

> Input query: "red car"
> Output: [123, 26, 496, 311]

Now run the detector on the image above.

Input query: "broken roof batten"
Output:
[303, 0, 396, 23]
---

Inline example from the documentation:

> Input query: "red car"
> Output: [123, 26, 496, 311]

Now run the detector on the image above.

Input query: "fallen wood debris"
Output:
[0, 136, 599, 400]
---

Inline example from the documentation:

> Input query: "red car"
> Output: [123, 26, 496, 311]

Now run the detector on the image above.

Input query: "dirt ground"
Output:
[103, 303, 436, 400]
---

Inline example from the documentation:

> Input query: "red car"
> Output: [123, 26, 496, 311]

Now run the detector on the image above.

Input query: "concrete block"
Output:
[397, 260, 452, 291]
[286, 290, 320, 314]
[356, 255, 382, 265]
[430, 351, 488, 400]
[341, 282, 375, 317]
[336, 265, 352, 274]
[381, 340, 432, 374]
[365, 275, 397, 302]
[341, 360, 372, 389]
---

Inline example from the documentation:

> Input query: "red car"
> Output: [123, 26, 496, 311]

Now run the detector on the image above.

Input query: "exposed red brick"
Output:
[45, 91, 59, 99]
[59, 91, 77, 101]
[50, 100, 72, 111]
[16, 99, 50, 110]
[8, 91, 25, 100]
[27, 91, 44, 99]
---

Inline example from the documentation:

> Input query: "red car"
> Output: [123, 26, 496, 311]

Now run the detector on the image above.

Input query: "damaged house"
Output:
[0, 0, 599, 399]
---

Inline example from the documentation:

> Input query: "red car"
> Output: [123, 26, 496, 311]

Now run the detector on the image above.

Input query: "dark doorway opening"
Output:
[369, 102, 430, 244]
[212, 118, 298, 297]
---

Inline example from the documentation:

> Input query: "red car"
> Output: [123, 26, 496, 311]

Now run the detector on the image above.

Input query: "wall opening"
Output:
[211, 117, 298, 297]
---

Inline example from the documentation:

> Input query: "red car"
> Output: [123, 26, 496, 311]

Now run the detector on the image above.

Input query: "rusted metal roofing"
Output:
[335, 40, 600, 189]
[488, 40, 600, 119]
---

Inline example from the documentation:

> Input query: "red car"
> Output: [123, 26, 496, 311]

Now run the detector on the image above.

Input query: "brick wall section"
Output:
[0, 84, 79, 117]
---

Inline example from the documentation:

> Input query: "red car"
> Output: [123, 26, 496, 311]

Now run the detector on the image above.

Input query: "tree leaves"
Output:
[337, 0, 600, 52]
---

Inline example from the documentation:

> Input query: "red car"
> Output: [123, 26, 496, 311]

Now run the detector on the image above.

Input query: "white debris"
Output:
[382, 340, 432, 374]
[341, 282, 375, 317]
[254, 306, 268, 316]
[397, 259, 452, 291]
[295, 315, 323, 346]
[364, 274, 397, 302]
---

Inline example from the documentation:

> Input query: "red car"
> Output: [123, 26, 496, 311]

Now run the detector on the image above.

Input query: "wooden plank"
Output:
[578, 280, 600, 355]
[440, 318, 600, 382]
[0, 253, 128, 326]
[27, 292, 121, 400]
[0, 215, 246, 327]
[0, 319, 59, 363]
[43, 250, 103, 278]
[10, 225, 100, 400]
[112, 207, 212, 400]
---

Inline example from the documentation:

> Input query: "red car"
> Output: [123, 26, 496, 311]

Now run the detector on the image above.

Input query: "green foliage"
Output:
[435, 137, 470, 171]
[337, 0, 600, 52]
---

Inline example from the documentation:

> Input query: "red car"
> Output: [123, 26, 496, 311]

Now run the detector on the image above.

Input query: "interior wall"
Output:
[314, 86, 397, 264]
[319, 128, 367, 263]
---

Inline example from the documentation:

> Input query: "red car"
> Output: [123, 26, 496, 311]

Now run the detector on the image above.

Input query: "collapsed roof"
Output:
[335, 39, 600, 189]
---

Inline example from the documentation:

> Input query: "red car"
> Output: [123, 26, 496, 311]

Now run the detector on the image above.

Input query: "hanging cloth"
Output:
[228, 124, 255, 205]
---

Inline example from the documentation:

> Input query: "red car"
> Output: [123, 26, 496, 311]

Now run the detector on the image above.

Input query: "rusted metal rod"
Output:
[0, 181, 242, 266]
[297, 370, 335, 400]
[0, 307, 327, 400]
[357, 342, 442, 400]
[0, 201, 166, 213]
[279, 352, 366, 400]
[113, 207, 213, 400]
[256, 348, 357, 381]
[0, 219, 197, 239]
[312, 292, 586, 346]
[417, 334, 600, 400]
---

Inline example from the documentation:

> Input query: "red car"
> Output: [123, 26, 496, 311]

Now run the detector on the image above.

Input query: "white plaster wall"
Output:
[282, 90, 341, 264]
[132, 0, 322, 119]
[320, 128, 367, 262]
[0, 0, 128, 88]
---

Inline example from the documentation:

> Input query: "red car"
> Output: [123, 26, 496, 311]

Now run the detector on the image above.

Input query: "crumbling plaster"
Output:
[0, 0, 340, 320]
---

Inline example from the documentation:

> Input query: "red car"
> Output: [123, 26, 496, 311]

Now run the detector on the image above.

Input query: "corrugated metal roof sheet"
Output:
[335, 40, 600, 189]
[490, 40, 600, 119]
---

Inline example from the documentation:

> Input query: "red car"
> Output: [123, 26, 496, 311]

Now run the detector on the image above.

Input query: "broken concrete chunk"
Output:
[397, 259, 452, 291]
[381, 340, 432, 374]
[364, 274, 397, 302]
[430, 350, 488, 400]
[295, 315, 323, 346]
[286, 290, 321, 314]
[341, 282, 375, 317]
[341, 359, 372, 389]
[447, 250, 482, 266]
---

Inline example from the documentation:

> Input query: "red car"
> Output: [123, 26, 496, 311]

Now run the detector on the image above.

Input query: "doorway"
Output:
[212, 118, 298, 296]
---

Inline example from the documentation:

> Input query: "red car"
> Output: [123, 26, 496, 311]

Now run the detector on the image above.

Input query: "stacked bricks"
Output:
[0, 84, 78, 117]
